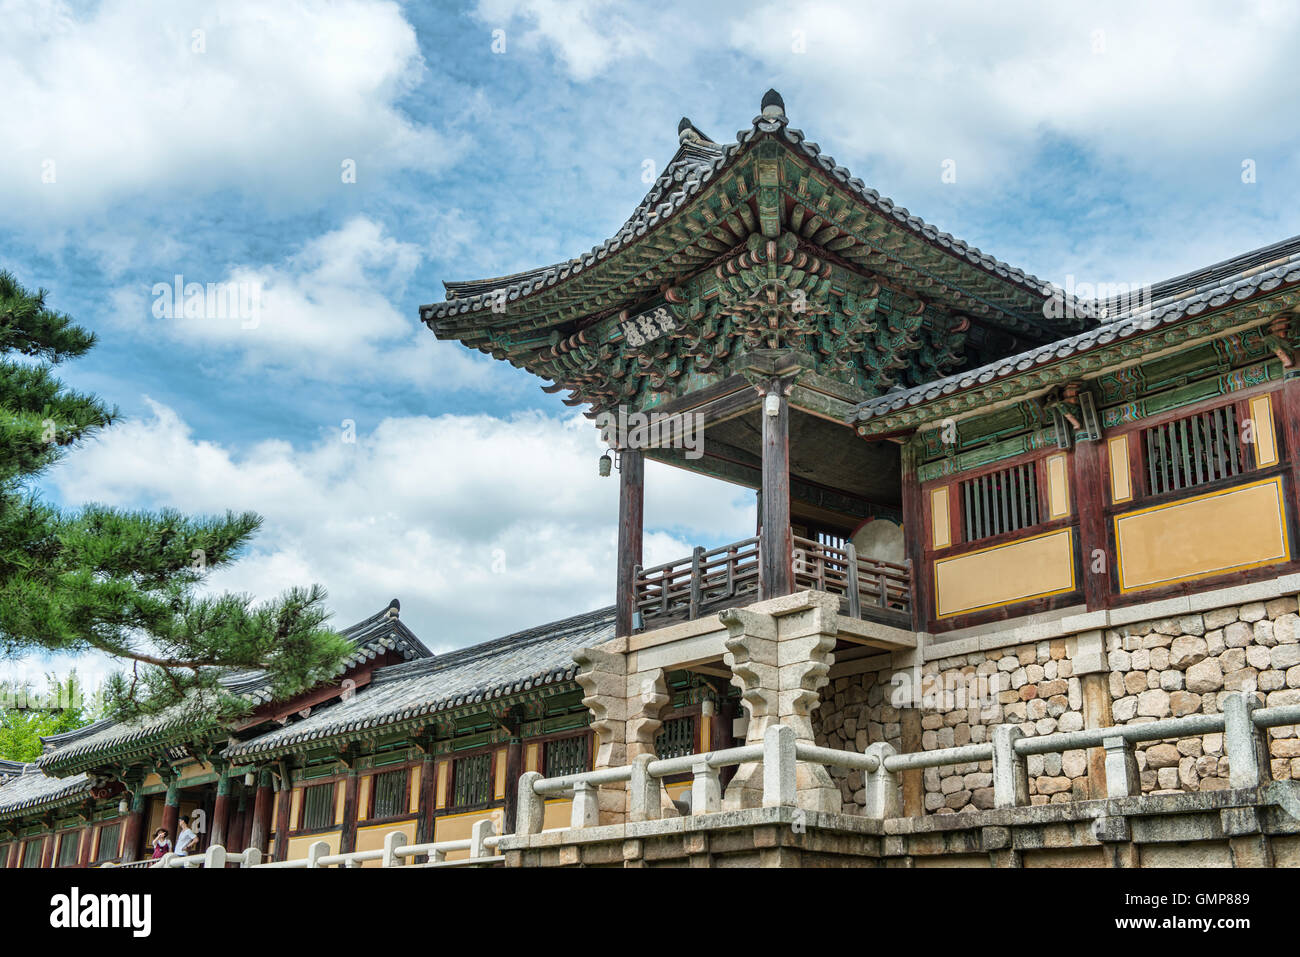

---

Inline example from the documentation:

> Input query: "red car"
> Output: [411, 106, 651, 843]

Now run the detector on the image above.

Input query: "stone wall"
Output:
[1104, 597, 1300, 793]
[814, 595, 1300, 817]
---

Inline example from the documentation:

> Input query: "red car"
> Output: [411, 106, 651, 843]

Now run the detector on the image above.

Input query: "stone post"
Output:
[863, 742, 902, 819]
[1071, 630, 1112, 799]
[720, 593, 841, 813]
[1102, 735, 1140, 799]
[570, 781, 599, 829]
[627, 754, 661, 822]
[382, 829, 407, 867]
[515, 771, 544, 836]
[690, 760, 721, 815]
[991, 725, 1028, 809]
[574, 645, 635, 823]
[1224, 692, 1270, 789]
[762, 724, 797, 808]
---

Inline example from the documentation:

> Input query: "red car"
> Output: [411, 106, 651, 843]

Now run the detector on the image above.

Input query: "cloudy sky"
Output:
[5, 0, 1299, 688]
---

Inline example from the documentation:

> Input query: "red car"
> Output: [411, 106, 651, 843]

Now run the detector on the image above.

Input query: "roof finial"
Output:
[678, 116, 695, 143]
[761, 88, 786, 118]
[385, 598, 400, 619]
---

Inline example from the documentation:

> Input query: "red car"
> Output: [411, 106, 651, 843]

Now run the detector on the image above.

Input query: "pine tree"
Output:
[0, 271, 351, 721]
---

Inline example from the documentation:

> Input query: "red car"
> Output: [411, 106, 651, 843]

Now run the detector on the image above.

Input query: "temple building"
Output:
[4, 91, 1300, 868]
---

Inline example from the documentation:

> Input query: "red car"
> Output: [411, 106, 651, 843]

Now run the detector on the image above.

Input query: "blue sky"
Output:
[4, 0, 1300, 687]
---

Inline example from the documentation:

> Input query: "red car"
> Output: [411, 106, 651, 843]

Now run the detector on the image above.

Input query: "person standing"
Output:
[150, 829, 171, 859]
[174, 817, 197, 857]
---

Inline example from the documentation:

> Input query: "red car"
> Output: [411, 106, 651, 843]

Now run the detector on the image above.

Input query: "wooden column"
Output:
[759, 382, 792, 599]
[899, 436, 929, 632]
[616, 448, 645, 636]
[1276, 372, 1300, 524]
[416, 752, 436, 844]
[120, 789, 146, 863]
[502, 735, 524, 835]
[77, 821, 93, 868]
[248, 769, 274, 854]
[39, 830, 55, 868]
[210, 766, 231, 850]
[160, 773, 180, 843]
[230, 789, 249, 853]
[273, 781, 293, 862]
[712, 695, 737, 790]
[1072, 438, 1109, 611]
[4, 839, 19, 869]
[339, 767, 360, 854]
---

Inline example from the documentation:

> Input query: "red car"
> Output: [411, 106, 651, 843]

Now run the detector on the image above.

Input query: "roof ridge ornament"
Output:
[760, 88, 785, 117]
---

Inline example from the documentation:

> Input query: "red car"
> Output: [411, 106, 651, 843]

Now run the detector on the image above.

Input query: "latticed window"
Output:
[23, 839, 43, 868]
[655, 716, 696, 759]
[544, 735, 589, 778]
[960, 461, 1040, 542]
[56, 831, 80, 867]
[1144, 406, 1243, 494]
[451, 753, 492, 808]
[95, 823, 121, 863]
[370, 768, 408, 819]
[301, 782, 336, 830]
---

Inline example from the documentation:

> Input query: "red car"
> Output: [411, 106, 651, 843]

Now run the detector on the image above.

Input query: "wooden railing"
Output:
[792, 535, 912, 620]
[634, 536, 760, 627]
[633, 532, 911, 630]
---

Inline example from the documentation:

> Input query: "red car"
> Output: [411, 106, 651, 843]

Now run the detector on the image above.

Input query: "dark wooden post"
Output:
[273, 780, 293, 862]
[1073, 438, 1109, 611]
[416, 752, 436, 844]
[230, 788, 249, 853]
[899, 436, 928, 632]
[4, 839, 19, 869]
[39, 830, 55, 868]
[1276, 371, 1300, 527]
[760, 381, 792, 599]
[249, 769, 274, 854]
[502, 735, 524, 834]
[120, 788, 146, 863]
[210, 765, 231, 849]
[712, 695, 737, 790]
[77, 821, 93, 868]
[160, 771, 180, 844]
[339, 767, 360, 854]
[616, 448, 645, 636]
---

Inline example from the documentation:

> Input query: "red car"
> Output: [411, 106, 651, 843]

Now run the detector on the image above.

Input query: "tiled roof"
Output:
[33, 601, 432, 775]
[224, 606, 615, 760]
[0, 759, 27, 784]
[849, 234, 1300, 427]
[0, 765, 90, 819]
[422, 93, 1053, 324]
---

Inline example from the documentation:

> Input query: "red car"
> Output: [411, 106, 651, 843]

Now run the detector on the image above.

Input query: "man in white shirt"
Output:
[174, 817, 197, 856]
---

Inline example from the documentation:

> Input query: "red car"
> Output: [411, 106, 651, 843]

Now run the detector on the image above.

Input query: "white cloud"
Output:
[48, 399, 755, 653]
[0, 0, 449, 219]
[110, 215, 499, 389]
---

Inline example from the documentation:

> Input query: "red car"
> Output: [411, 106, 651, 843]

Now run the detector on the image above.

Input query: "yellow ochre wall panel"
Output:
[1115, 477, 1288, 592]
[1046, 453, 1070, 519]
[290, 788, 302, 828]
[1250, 394, 1279, 467]
[934, 528, 1076, 618]
[1108, 434, 1132, 504]
[542, 798, 573, 832]
[286, 830, 340, 861]
[409, 767, 421, 814]
[435, 762, 448, 810]
[353, 820, 417, 868]
[433, 809, 502, 861]
[525, 744, 540, 773]
[494, 748, 507, 800]
[930, 487, 951, 549]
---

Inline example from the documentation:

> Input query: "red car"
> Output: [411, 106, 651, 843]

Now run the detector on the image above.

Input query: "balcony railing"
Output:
[791, 534, 911, 623]
[633, 531, 911, 631]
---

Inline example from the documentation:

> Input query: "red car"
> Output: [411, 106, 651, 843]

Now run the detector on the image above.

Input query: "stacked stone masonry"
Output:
[814, 596, 1300, 816]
